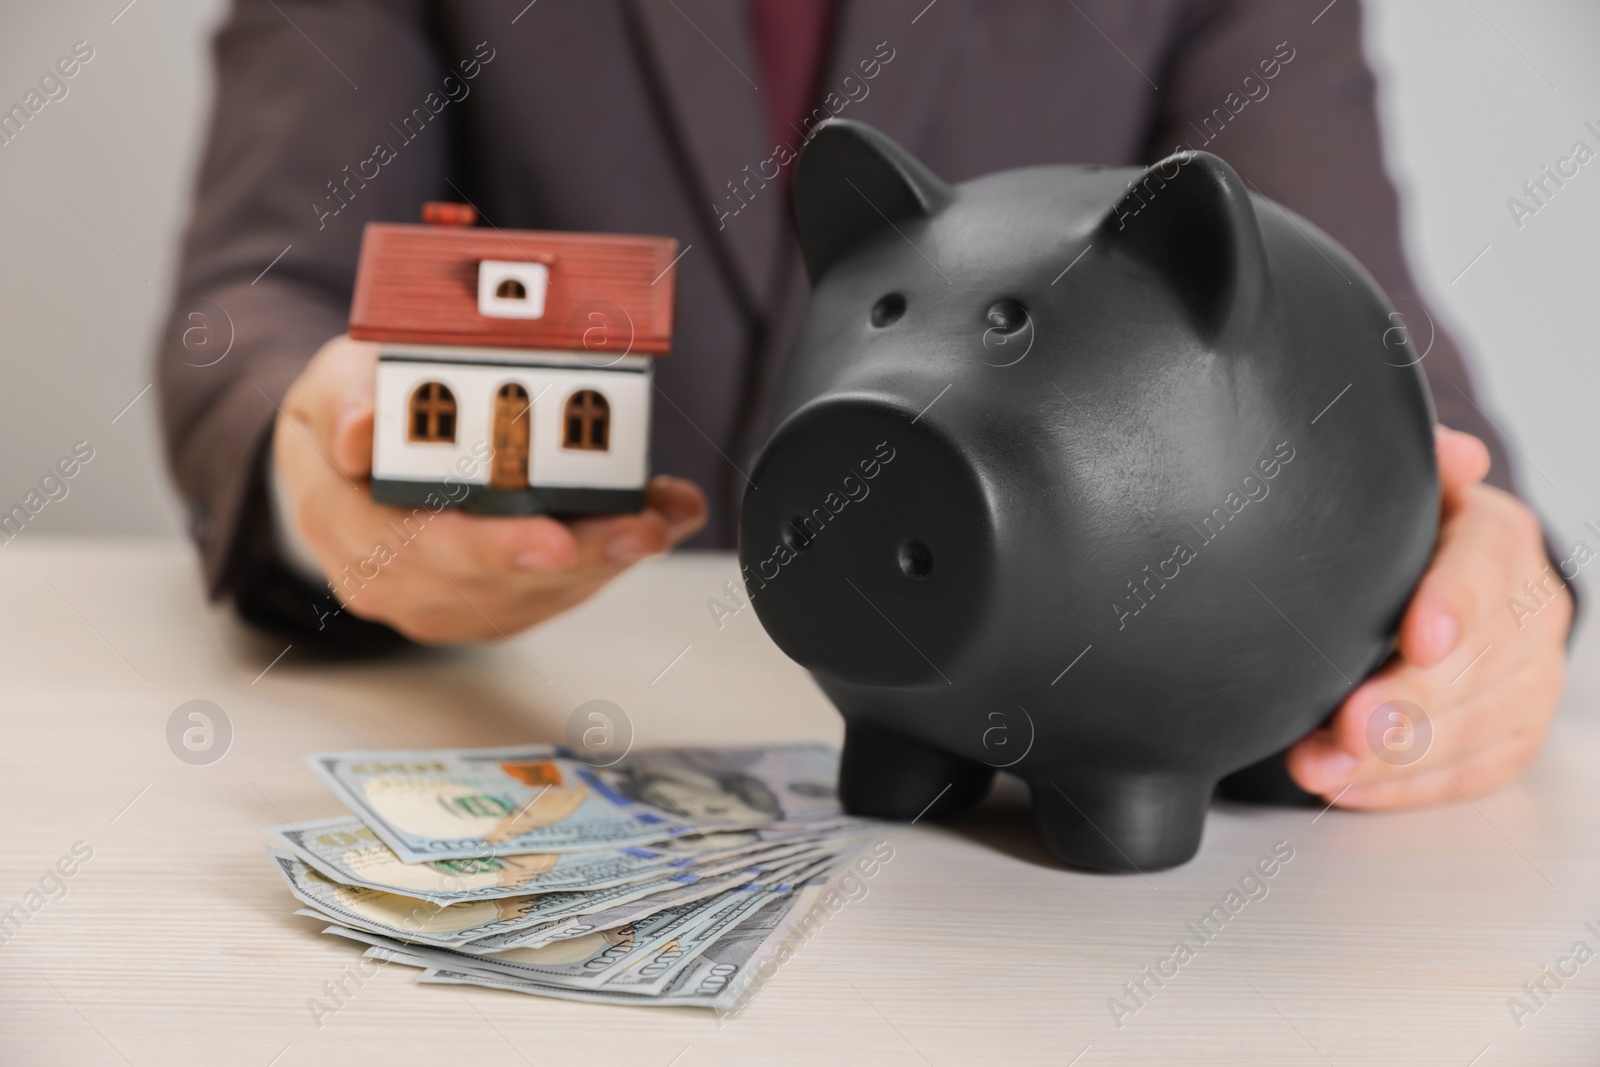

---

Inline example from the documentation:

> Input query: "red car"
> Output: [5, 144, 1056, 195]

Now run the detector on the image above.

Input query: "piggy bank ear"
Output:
[794, 120, 953, 282]
[1099, 151, 1267, 343]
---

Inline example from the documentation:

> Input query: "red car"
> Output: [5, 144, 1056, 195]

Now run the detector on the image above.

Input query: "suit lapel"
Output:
[817, 0, 962, 157]
[753, 0, 965, 366]
[731, 2, 965, 467]
[626, 0, 781, 317]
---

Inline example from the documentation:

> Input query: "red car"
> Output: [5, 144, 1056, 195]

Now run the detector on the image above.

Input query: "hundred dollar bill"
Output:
[316, 855, 825, 992]
[274, 851, 551, 947]
[307, 744, 847, 863]
[272, 844, 822, 948]
[298, 846, 833, 958]
[363, 944, 431, 969]
[322, 897, 707, 991]
[416, 872, 832, 1009]
[461, 843, 853, 953]
[267, 813, 831, 905]
[305, 747, 695, 862]
[597, 854, 837, 996]
[615, 744, 844, 826]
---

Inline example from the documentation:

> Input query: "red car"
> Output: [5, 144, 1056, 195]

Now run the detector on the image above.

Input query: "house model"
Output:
[349, 202, 679, 516]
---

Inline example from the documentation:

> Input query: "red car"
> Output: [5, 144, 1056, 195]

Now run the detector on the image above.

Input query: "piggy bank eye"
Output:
[870, 293, 906, 328]
[896, 538, 933, 580]
[985, 299, 1028, 335]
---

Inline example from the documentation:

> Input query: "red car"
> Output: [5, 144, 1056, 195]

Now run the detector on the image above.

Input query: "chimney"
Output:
[421, 201, 477, 227]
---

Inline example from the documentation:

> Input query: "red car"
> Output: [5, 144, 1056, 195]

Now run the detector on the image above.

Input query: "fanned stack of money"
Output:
[264, 743, 872, 1011]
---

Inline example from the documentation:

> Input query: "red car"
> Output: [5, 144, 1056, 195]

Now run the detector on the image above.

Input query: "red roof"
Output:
[348, 223, 679, 355]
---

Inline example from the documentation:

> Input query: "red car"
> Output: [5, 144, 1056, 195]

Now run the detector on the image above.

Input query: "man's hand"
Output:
[1286, 426, 1572, 808]
[273, 334, 708, 644]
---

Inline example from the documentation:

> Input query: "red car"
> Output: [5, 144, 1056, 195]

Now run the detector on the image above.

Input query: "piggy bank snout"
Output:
[739, 396, 996, 686]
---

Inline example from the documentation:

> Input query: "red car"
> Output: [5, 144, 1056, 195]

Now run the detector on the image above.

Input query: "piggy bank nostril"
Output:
[985, 299, 1028, 334]
[781, 515, 812, 553]
[897, 538, 933, 580]
[870, 293, 906, 328]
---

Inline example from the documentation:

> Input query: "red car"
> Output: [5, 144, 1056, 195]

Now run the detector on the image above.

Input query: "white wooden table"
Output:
[1, 539, 1596, 1066]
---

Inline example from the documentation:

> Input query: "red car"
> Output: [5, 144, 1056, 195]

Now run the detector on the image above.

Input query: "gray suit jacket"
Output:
[158, 0, 1517, 646]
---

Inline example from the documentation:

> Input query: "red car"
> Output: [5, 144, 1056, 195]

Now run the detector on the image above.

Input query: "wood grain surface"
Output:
[0, 540, 1596, 1066]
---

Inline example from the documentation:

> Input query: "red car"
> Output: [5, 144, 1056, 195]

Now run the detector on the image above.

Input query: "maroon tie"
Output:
[751, 0, 838, 156]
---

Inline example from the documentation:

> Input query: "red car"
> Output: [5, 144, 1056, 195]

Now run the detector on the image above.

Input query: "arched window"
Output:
[408, 381, 456, 442]
[563, 390, 610, 451]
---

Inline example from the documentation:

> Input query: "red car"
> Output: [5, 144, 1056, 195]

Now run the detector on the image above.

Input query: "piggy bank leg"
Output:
[838, 724, 995, 822]
[1029, 770, 1213, 872]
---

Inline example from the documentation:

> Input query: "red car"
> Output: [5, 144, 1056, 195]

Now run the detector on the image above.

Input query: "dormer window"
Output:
[478, 260, 548, 319]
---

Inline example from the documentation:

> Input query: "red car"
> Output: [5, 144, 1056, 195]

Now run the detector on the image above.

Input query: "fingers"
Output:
[1287, 630, 1562, 798]
[1435, 425, 1491, 506]
[1317, 733, 1546, 811]
[407, 509, 581, 575]
[1308, 638, 1564, 810]
[281, 335, 379, 475]
[646, 475, 710, 543]
[1396, 427, 1496, 668]
[387, 477, 704, 576]
[285, 427, 581, 587]
[561, 475, 709, 567]
[1398, 483, 1525, 667]
[299, 476, 710, 641]
[274, 338, 712, 643]
[1285, 728, 1356, 796]
[330, 404, 375, 479]
[567, 511, 670, 567]
[302, 473, 703, 584]
[1286, 478, 1570, 810]
[1287, 655, 1442, 796]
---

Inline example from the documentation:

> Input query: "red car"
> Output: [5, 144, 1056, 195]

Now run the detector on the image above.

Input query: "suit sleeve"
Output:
[157, 0, 456, 649]
[1142, 0, 1517, 492]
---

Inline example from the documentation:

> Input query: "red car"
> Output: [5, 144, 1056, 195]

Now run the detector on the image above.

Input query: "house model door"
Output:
[491, 383, 531, 489]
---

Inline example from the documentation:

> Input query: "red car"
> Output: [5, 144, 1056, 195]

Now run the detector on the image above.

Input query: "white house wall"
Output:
[372, 355, 652, 490]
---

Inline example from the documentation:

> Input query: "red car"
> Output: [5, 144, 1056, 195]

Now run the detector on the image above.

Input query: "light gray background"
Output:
[1, 1, 1596, 577]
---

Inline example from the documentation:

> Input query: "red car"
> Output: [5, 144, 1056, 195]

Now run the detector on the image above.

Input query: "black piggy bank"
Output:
[737, 120, 1438, 872]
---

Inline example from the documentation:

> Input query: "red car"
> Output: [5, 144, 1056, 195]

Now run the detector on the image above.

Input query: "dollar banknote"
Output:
[305, 747, 694, 861]
[460, 844, 855, 953]
[306, 744, 846, 863]
[270, 742, 873, 1011]
[272, 843, 827, 949]
[414, 871, 833, 1010]
[594, 853, 838, 996]
[615, 745, 844, 826]
[323, 897, 704, 991]
[267, 813, 833, 905]
[316, 854, 829, 992]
